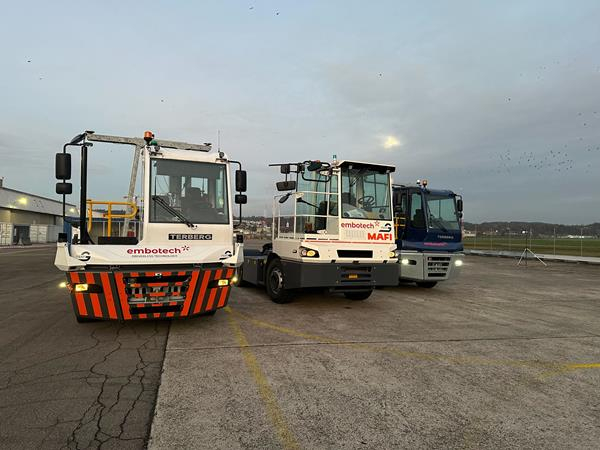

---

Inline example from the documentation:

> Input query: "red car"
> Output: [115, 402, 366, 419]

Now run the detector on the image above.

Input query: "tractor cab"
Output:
[393, 180, 463, 252]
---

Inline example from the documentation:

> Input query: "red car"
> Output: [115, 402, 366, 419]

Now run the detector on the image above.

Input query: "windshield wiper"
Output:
[429, 216, 448, 232]
[296, 197, 319, 209]
[152, 195, 196, 228]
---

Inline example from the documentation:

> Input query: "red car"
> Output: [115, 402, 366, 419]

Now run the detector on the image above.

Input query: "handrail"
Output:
[87, 200, 138, 236]
[394, 216, 406, 240]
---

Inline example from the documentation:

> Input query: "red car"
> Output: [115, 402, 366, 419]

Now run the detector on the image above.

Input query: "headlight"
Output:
[388, 249, 400, 258]
[455, 259, 463, 267]
[300, 247, 319, 258]
[401, 258, 410, 265]
[218, 279, 230, 286]
[74, 283, 89, 292]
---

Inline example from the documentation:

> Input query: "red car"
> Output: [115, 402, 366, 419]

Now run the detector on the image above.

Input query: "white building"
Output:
[0, 181, 77, 245]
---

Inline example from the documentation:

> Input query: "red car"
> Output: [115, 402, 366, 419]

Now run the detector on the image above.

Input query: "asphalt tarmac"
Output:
[0, 247, 168, 449]
[2, 246, 599, 449]
[150, 255, 600, 449]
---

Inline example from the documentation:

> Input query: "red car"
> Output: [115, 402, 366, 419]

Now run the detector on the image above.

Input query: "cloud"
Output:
[1, 1, 599, 223]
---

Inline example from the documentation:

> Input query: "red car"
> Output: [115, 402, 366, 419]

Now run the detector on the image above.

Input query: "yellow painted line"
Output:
[565, 363, 600, 369]
[230, 309, 553, 369]
[230, 309, 600, 377]
[539, 362, 600, 379]
[224, 307, 300, 450]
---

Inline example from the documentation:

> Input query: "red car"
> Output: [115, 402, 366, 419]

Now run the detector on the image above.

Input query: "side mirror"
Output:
[55, 153, 71, 180]
[235, 170, 247, 192]
[235, 194, 247, 204]
[278, 192, 292, 204]
[56, 182, 72, 195]
[456, 198, 463, 212]
[276, 180, 297, 191]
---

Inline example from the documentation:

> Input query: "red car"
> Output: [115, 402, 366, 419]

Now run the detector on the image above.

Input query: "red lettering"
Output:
[367, 233, 393, 241]
[128, 247, 186, 254]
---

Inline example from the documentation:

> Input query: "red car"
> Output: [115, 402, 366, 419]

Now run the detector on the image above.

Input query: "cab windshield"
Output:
[424, 194, 460, 231]
[150, 159, 229, 224]
[341, 166, 391, 220]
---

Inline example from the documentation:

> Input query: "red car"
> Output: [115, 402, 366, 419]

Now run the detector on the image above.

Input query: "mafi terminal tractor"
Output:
[240, 159, 399, 302]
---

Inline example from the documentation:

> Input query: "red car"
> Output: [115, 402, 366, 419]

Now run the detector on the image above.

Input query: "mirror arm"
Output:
[60, 142, 80, 222]
[229, 160, 245, 226]
[61, 144, 68, 221]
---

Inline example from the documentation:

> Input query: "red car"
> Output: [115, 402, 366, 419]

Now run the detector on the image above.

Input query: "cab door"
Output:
[393, 188, 408, 243]
[404, 189, 428, 245]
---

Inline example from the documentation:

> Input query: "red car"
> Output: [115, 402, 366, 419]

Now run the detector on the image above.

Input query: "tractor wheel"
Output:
[343, 290, 372, 301]
[236, 266, 250, 287]
[265, 259, 293, 304]
[75, 316, 98, 323]
[416, 281, 438, 288]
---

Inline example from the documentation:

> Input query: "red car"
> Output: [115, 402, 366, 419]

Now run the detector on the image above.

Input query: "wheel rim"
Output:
[269, 268, 283, 294]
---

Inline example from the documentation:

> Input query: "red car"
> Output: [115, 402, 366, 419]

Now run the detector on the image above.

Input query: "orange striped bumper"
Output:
[66, 267, 235, 321]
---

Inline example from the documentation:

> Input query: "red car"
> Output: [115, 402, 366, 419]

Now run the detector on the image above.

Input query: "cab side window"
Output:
[399, 194, 407, 214]
[410, 192, 426, 229]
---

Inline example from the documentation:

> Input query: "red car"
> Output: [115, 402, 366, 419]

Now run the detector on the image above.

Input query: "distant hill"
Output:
[239, 216, 599, 237]
[463, 221, 600, 237]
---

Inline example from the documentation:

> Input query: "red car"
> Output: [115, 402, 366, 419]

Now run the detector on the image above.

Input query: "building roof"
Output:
[0, 186, 77, 217]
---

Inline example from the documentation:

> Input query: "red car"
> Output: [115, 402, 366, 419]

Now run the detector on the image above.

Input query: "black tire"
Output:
[75, 316, 98, 323]
[201, 309, 217, 316]
[416, 281, 437, 288]
[236, 266, 250, 287]
[343, 290, 372, 301]
[265, 259, 293, 304]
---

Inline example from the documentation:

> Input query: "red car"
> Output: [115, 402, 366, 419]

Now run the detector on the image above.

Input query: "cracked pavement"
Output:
[0, 247, 169, 449]
[2, 246, 600, 449]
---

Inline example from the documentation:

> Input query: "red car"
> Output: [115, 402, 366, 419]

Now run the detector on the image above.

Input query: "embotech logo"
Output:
[126, 246, 190, 255]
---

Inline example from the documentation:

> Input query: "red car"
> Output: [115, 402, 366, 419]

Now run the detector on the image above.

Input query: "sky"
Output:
[1, 0, 599, 224]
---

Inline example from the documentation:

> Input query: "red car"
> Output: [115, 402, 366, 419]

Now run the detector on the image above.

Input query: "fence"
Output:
[464, 226, 600, 258]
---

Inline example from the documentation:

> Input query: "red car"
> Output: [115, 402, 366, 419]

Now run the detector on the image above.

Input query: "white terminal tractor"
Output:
[54, 131, 247, 322]
[240, 159, 399, 302]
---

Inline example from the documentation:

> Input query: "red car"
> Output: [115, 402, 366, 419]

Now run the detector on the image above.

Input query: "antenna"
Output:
[217, 130, 225, 158]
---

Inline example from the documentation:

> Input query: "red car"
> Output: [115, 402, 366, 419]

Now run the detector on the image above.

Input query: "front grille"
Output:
[125, 274, 190, 304]
[427, 256, 451, 278]
[337, 250, 373, 258]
